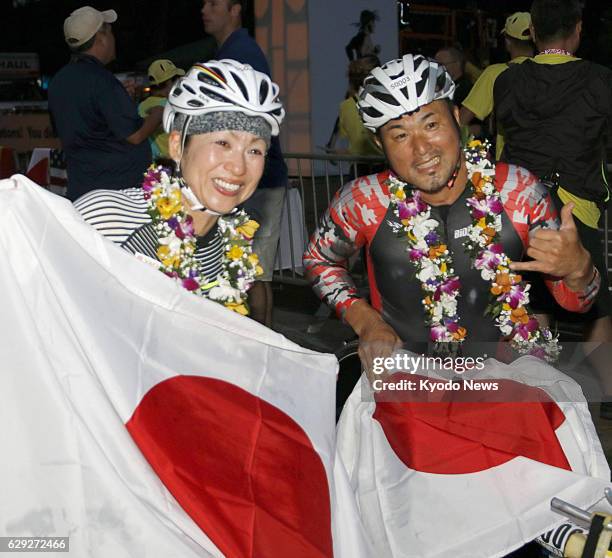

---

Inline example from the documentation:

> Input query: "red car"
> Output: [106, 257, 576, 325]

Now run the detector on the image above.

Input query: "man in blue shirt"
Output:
[49, 6, 163, 201]
[202, 0, 289, 327]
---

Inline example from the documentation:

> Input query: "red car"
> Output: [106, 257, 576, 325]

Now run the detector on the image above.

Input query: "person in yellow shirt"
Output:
[138, 59, 185, 161]
[338, 56, 383, 159]
[460, 12, 534, 160]
[494, 0, 612, 417]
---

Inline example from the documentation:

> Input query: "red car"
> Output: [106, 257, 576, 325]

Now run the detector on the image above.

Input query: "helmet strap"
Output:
[446, 146, 463, 189]
[446, 164, 460, 189]
[175, 115, 207, 212]
[179, 181, 205, 211]
[175, 167, 228, 217]
[179, 115, 191, 157]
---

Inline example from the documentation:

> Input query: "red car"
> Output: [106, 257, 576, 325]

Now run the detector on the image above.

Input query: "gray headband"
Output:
[172, 111, 272, 146]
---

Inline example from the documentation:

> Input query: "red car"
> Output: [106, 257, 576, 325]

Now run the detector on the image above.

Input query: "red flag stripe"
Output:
[26, 158, 49, 186]
[0, 147, 17, 179]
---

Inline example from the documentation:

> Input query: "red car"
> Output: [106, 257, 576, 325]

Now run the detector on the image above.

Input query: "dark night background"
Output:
[1, 0, 610, 78]
[0, 0, 255, 76]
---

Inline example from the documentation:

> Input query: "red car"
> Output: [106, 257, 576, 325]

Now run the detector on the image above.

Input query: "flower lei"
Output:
[142, 165, 262, 316]
[387, 140, 560, 362]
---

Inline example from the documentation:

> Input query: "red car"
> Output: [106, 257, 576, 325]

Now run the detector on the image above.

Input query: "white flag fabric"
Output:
[337, 354, 611, 558]
[0, 176, 372, 558]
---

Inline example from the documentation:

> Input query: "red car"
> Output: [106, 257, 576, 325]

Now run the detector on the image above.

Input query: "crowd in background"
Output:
[44, 0, 612, 391]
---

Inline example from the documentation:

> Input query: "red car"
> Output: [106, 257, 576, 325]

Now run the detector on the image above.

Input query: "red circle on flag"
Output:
[127, 376, 333, 558]
[373, 375, 571, 474]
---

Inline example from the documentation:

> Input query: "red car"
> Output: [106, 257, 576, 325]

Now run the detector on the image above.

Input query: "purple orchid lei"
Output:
[387, 141, 560, 362]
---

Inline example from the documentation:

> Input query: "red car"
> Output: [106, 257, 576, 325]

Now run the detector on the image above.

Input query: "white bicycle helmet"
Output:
[358, 54, 455, 132]
[162, 59, 285, 136]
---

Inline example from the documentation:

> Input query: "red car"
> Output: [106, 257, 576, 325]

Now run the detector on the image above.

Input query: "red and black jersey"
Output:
[303, 163, 598, 347]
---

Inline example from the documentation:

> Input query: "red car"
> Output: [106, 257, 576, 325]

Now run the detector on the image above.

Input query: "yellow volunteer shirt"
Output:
[464, 60, 483, 84]
[138, 95, 168, 159]
[462, 56, 530, 160]
[338, 97, 383, 157]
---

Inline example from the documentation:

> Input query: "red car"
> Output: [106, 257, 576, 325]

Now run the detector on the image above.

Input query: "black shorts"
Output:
[527, 191, 610, 321]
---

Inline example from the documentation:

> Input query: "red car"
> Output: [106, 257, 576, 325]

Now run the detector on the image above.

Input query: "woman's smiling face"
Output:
[169, 128, 267, 214]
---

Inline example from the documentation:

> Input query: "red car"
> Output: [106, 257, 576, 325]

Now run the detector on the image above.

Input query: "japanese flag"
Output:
[337, 356, 611, 558]
[0, 175, 371, 558]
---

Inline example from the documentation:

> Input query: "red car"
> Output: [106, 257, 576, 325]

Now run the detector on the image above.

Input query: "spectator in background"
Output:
[201, 0, 288, 328]
[345, 10, 381, 61]
[494, 0, 612, 413]
[337, 56, 382, 159]
[460, 12, 535, 160]
[435, 46, 472, 107]
[138, 59, 185, 162]
[49, 6, 163, 201]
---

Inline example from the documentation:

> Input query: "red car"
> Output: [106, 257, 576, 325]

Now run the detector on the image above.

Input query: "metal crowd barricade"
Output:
[272, 157, 612, 288]
[273, 152, 385, 285]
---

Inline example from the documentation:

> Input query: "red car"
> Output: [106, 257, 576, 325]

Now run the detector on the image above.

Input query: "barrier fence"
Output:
[12, 146, 612, 291]
[274, 156, 612, 293]
[274, 152, 385, 285]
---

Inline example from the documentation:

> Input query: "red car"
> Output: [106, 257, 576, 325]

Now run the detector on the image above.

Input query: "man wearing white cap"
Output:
[460, 12, 535, 160]
[49, 6, 163, 201]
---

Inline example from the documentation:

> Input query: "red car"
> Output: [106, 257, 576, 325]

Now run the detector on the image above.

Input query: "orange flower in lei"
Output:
[387, 140, 560, 361]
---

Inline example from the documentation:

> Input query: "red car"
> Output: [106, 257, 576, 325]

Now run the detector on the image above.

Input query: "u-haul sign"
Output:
[0, 53, 40, 79]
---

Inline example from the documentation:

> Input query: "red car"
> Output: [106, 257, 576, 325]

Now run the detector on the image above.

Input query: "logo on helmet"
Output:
[390, 76, 410, 89]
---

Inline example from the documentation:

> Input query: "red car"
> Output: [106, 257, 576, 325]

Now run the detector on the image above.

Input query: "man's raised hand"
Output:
[509, 202, 593, 290]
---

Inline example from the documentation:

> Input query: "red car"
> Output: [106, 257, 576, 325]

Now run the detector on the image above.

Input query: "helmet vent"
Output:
[259, 80, 269, 103]
[200, 86, 227, 103]
[198, 73, 223, 88]
[364, 107, 383, 118]
[231, 73, 250, 101]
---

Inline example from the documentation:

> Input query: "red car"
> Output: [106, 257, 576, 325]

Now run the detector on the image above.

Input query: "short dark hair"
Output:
[505, 35, 535, 51]
[436, 46, 465, 69]
[69, 34, 96, 53]
[531, 0, 582, 42]
[359, 10, 378, 29]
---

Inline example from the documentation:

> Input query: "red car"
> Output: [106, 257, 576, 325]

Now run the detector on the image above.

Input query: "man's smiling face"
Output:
[377, 100, 462, 195]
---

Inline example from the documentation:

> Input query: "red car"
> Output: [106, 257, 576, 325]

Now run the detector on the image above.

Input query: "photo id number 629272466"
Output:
[0, 537, 69, 552]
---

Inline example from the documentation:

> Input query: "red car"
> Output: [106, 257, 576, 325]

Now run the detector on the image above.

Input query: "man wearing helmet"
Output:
[75, 60, 284, 317]
[304, 54, 600, 376]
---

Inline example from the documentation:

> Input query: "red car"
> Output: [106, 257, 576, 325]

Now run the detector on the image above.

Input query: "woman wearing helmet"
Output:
[75, 59, 285, 316]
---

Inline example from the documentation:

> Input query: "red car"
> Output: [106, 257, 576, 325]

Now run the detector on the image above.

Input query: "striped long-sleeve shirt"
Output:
[74, 187, 223, 284]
